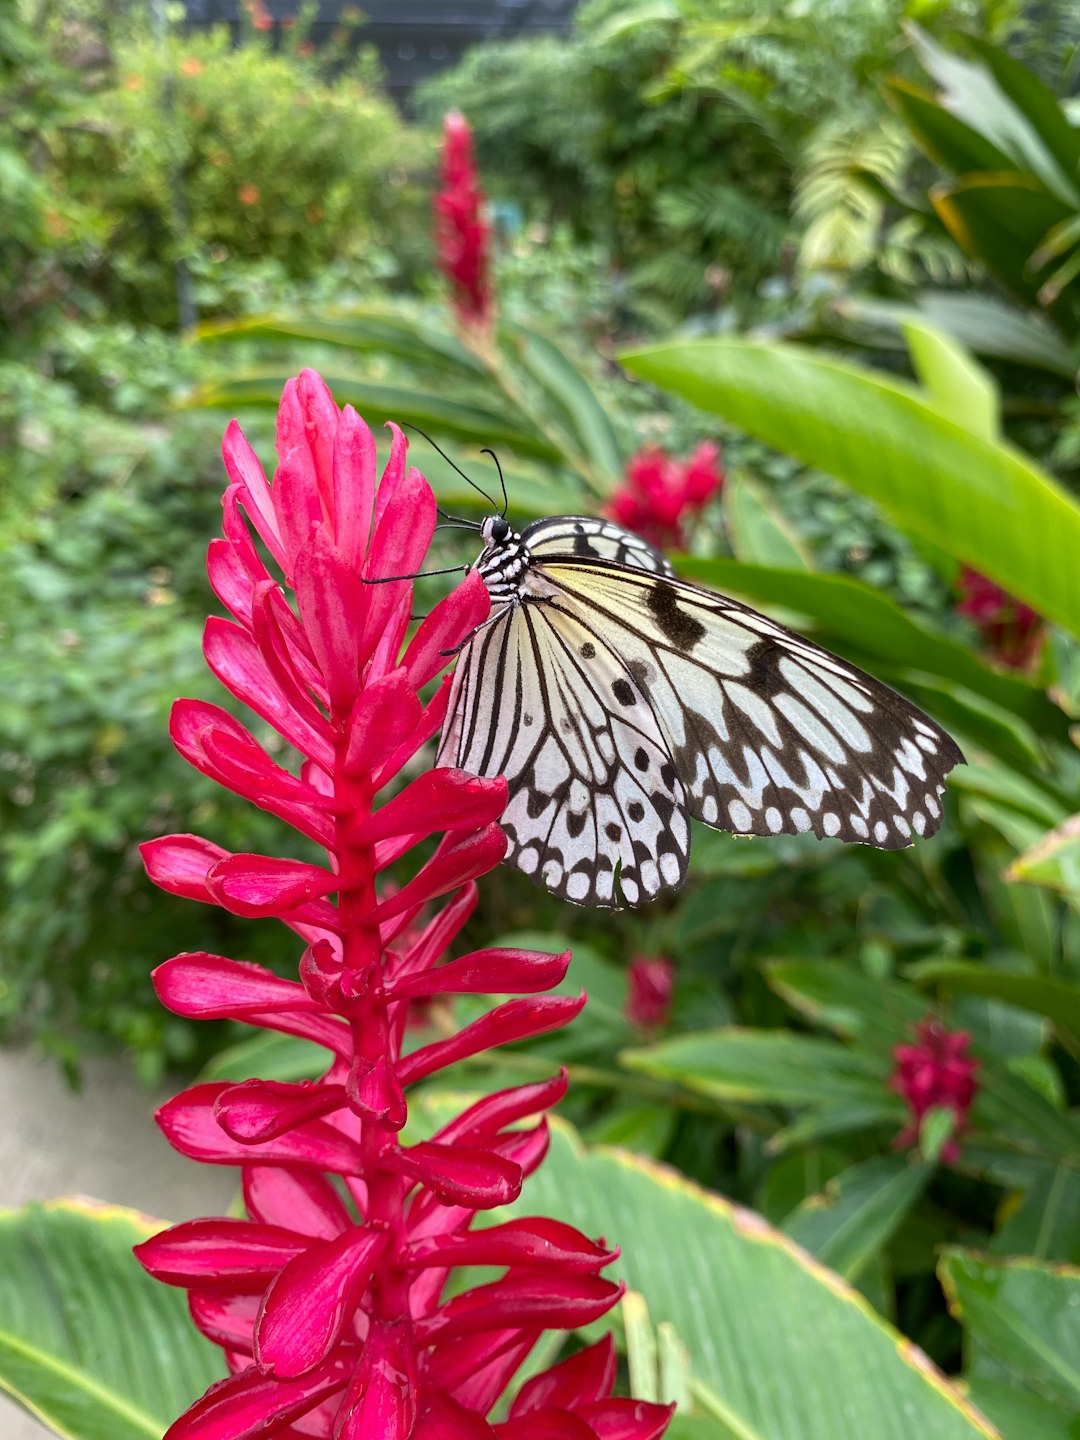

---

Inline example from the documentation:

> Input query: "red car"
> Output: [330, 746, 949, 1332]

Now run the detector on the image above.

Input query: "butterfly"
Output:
[434, 509, 964, 909]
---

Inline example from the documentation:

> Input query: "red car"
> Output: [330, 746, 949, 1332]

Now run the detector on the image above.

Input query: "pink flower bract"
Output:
[136, 371, 673, 1440]
[435, 111, 494, 335]
[626, 956, 675, 1031]
[956, 567, 1044, 670]
[607, 442, 723, 550]
[890, 1018, 979, 1163]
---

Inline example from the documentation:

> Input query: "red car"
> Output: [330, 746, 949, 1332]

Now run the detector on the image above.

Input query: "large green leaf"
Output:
[902, 318, 998, 441]
[932, 175, 1070, 301]
[674, 556, 1071, 746]
[622, 337, 1080, 639]
[0, 1199, 221, 1440]
[413, 1098, 1000, 1438]
[963, 37, 1080, 180]
[940, 1249, 1080, 1410]
[722, 471, 813, 570]
[499, 320, 624, 492]
[906, 960, 1080, 1038]
[782, 1155, 931, 1281]
[963, 1378, 1080, 1440]
[914, 291, 1077, 377]
[883, 77, 1016, 175]
[192, 305, 488, 378]
[181, 372, 563, 462]
[765, 960, 929, 1049]
[908, 27, 1080, 206]
[622, 1028, 897, 1113]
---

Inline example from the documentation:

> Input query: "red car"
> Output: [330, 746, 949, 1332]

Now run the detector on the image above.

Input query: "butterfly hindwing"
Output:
[522, 516, 675, 576]
[534, 557, 964, 851]
[436, 600, 689, 907]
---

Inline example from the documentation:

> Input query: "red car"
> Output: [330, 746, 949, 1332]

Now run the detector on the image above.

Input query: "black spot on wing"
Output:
[611, 678, 637, 706]
[745, 641, 789, 699]
[646, 582, 708, 649]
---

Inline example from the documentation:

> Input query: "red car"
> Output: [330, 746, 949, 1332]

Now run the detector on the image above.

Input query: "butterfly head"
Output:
[482, 514, 513, 548]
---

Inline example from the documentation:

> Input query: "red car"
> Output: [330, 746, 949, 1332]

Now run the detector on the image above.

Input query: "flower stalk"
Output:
[135, 370, 672, 1440]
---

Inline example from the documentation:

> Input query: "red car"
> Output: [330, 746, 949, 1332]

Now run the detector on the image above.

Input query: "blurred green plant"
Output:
[0, 427, 307, 1082]
[54, 20, 428, 329]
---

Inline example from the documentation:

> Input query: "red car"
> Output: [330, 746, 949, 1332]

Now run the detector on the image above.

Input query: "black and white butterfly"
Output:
[435, 511, 964, 909]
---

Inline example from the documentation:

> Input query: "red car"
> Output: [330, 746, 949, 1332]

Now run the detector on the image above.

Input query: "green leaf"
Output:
[191, 305, 488, 378]
[722, 470, 814, 570]
[415, 1098, 1001, 1438]
[0, 1199, 221, 1440]
[622, 1028, 895, 1111]
[905, 960, 1080, 1039]
[764, 960, 929, 1049]
[901, 318, 999, 441]
[962, 1378, 1080, 1440]
[499, 320, 624, 490]
[883, 77, 1016, 175]
[931, 174, 1072, 302]
[622, 337, 1080, 639]
[201, 1028, 325, 1082]
[972, 1063, 1080, 1165]
[940, 1248, 1080, 1409]
[782, 1155, 931, 1281]
[180, 373, 563, 462]
[992, 1163, 1080, 1265]
[908, 26, 1080, 206]
[964, 37, 1080, 180]
[1006, 815, 1080, 900]
[674, 556, 1071, 745]
[914, 291, 1077, 377]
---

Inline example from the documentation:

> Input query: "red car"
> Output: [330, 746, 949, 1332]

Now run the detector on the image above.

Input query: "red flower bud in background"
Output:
[135, 370, 673, 1440]
[435, 110, 494, 336]
[890, 1018, 979, 1163]
[626, 956, 675, 1031]
[955, 567, 1044, 671]
[607, 442, 724, 549]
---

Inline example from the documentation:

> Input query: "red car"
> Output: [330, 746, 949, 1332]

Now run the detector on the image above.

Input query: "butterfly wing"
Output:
[436, 601, 689, 907]
[522, 516, 675, 576]
[533, 556, 964, 849]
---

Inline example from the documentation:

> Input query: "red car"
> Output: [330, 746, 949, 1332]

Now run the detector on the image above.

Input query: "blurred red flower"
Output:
[890, 1018, 979, 1163]
[626, 956, 675, 1031]
[435, 110, 493, 336]
[136, 370, 673, 1440]
[956, 567, 1044, 670]
[607, 442, 724, 549]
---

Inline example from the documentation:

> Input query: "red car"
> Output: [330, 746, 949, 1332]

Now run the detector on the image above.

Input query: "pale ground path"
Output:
[0, 1047, 235, 1440]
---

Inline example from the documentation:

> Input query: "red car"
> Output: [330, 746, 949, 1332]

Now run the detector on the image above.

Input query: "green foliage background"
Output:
[5, 0, 1080, 1434]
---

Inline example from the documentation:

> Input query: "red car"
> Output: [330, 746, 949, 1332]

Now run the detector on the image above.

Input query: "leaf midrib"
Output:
[0, 1329, 165, 1438]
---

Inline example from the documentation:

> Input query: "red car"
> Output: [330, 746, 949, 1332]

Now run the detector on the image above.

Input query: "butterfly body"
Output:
[437, 514, 963, 908]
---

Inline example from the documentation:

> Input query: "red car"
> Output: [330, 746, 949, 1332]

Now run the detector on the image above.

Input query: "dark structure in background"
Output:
[182, 0, 581, 108]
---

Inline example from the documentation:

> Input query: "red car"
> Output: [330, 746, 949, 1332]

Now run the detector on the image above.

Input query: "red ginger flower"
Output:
[890, 1018, 979, 1163]
[626, 956, 675, 1031]
[956, 566, 1044, 671]
[435, 110, 494, 336]
[135, 370, 672, 1440]
[607, 442, 723, 550]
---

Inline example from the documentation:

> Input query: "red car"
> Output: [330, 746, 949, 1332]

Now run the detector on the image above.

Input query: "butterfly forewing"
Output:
[436, 599, 689, 907]
[536, 557, 963, 851]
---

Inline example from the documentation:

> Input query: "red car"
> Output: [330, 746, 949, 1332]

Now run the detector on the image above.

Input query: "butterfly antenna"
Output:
[436, 505, 481, 529]
[363, 563, 470, 585]
[403, 423, 500, 513]
[480, 448, 508, 517]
